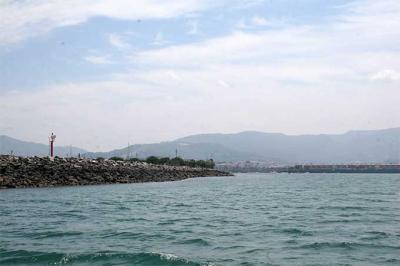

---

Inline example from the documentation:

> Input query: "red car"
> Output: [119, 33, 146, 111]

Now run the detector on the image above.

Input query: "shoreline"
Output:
[217, 164, 400, 174]
[0, 155, 232, 189]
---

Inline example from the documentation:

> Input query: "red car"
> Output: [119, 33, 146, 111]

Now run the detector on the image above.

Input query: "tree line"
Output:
[102, 156, 216, 169]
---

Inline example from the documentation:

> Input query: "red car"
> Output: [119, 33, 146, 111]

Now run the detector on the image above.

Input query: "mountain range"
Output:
[0, 135, 87, 157]
[1, 128, 400, 164]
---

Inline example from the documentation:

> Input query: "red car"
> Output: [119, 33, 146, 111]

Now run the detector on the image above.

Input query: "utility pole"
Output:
[175, 148, 178, 158]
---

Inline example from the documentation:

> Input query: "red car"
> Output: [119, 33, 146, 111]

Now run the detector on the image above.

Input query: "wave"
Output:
[176, 238, 211, 246]
[100, 231, 145, 239]
[0, 250, 211, 266]
[318, 219, 363, 224]
[317, 206, 369, 211]
[279, 228, 313, 236]
[29, 231, 83, 239]
[358, 231, 392, 240]
[297, 242, 400, 251]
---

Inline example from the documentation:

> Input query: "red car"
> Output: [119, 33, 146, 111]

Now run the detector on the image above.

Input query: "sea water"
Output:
[1, 173, 399, 265]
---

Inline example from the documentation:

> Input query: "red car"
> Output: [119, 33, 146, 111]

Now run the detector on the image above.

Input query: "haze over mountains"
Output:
[1, 128, 399, 164]
[0, 135, 87, 157]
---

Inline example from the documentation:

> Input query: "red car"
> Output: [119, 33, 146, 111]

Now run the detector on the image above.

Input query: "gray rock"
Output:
[0, 155, 232, 189]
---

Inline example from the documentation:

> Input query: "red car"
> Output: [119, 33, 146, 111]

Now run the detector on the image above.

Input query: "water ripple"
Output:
[1, 173, 400, 265]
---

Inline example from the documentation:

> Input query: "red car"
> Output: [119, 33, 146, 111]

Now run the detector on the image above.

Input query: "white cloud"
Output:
[1, 68, 399, 151]
[236, 16, 269, 29]
[152, 32, 169, 46]
[0, 0, 214, 45]
[132, 0, 400, 83]
[188, 21, 199, 35]
[217, 80, 231, 88]
[0, 81, 182, 150]
[108, 34, 130, 49]
[134, 28, 330, 69]
[1, 0, 400, 150]
[235, 19, 249, 29]
[370, 69, 400, 81]
[229, 0, 267, 9]
[250, 16, 268, 26]
[84, 55, 113, 65]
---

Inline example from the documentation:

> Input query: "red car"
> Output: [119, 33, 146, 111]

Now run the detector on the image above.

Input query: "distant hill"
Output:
[85, 128, 400, 164]
[85, 141, 261, 162]
[2, 127, 400, 164]
[0, 135, 87, 157]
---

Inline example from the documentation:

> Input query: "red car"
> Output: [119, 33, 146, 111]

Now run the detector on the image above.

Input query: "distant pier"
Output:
[288, 164, 400, 173]
[217, 162, 400, 173]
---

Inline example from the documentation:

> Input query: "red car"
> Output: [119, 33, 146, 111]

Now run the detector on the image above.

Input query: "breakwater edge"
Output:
[0, 155, 232, 189]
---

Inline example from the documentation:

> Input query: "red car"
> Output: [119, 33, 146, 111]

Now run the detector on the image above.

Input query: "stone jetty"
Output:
[0, 155, 232, 189]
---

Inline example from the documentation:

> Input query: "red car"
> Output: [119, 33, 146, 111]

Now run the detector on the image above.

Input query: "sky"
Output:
[0, 0, 399, 151]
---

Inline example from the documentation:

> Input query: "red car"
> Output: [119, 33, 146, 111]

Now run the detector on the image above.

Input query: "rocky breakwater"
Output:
[0, 155, 232, 189]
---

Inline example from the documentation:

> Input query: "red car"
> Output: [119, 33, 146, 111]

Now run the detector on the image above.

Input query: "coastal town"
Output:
[216, 161, 400, 173]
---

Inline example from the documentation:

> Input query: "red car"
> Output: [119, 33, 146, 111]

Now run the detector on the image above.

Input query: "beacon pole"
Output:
[49, 133, 56, 160]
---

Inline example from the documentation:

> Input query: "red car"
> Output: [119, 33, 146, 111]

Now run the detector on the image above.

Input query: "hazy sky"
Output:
[0, 0, 399, 151]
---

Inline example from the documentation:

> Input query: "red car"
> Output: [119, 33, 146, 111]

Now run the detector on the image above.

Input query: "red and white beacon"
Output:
[49, 133, 56, 159]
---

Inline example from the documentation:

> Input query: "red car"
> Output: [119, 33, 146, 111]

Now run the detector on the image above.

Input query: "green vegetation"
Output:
[127, 158, 141, 163]
[109, 156, 124, 161]
[145, 156, 160, 164]
[105, 156, 215, 169]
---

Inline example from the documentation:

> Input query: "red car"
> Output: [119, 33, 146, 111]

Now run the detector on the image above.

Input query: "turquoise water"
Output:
[1, 173, 400, 266]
